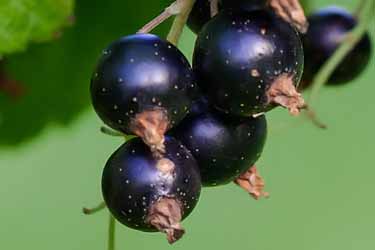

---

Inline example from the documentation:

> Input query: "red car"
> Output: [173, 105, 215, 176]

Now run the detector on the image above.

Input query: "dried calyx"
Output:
[268, 0, 308, 33]
[266, 74, 306, 116]
[234, 165, 269, 200]
[130, 109, 170, 158]
[147, 197, 185, 244]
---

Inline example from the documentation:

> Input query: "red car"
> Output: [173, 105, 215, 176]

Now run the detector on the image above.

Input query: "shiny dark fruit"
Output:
[187, 0, 267, 34]
[102, 136, 201, 243]
[301, 7, 372, 88]
[221, 0, 267, 11]
[90, 34, 198, 151]
[170, 111, 267, 186]
[193, 9, 305, 116]
[189, 96, 210, 116]
[187, 0, 213, 34]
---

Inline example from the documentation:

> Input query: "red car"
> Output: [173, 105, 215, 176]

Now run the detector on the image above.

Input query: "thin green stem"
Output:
[167, 0, 196, 45]
[137, 1, 182, 34]
[354, 0, 367, 18]
[108, 215, 116, 250]
[308, 0, 374, 106]
[83, 201, 106, 215]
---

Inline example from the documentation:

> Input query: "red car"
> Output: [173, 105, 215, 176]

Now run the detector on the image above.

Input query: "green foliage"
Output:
[0, 0, 172, 145]
[0, 0, 75, 55]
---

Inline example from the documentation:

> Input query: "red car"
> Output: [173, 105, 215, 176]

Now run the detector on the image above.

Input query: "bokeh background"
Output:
[0, 0, 374, 249]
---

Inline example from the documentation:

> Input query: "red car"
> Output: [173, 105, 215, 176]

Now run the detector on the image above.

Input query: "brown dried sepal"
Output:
[209, 0, 219, 17]
[234, 166, 269, 200]
[268, 0, 308, 33]
[147, 197, 185, 244]
[266, 74, 306, 116]
[156, 158, 175, 175]
[130, 109, 169, 158]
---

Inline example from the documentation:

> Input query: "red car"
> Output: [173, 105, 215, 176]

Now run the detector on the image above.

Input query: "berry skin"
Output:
[187, 0, 267, 34]
[301, 7, 372, 87]
[102, 136, 201, 243]
[193, 10, 305, 117]
[189, 96, 210, 116]
[170, 110, 267, 187]
[187, 0, 212, 34]
[91, 34, 198, 153]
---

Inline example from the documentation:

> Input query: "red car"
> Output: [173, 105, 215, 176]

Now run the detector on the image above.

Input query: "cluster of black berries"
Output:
[90, 0, 371, 244]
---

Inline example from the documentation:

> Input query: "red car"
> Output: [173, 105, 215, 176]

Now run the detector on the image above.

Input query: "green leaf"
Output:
[0, 0, 75, 55]
[0, 0, 172, 146]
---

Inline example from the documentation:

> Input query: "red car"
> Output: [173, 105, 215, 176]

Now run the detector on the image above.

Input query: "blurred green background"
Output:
[0, 0, 374, 249]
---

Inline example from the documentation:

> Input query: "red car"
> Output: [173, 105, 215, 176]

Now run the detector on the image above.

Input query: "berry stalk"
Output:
[308, 0, 374, 106]
[83, 201, 106, 215]
[137, 1, 183, 33]
[167, 0, 196, 45]
[108, 215, 116, 250]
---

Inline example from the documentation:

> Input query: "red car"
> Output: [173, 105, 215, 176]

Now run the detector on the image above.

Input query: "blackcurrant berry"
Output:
[187, 0, 267, 34]
[187, 0, 213, 34]
[102, 136, 201, 243]
[189, 96, 210, 116]
[91, 34, 198, 154]
[170, 110, 267, 187]
[221, 0, 267, 11]
[193, 9, 305, 117]
[301, 7, 372, 88]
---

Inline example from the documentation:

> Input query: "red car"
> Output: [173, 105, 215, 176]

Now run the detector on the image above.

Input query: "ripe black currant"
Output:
[187, 0, 213, 34]
[102, 136, 201, 243]
[189, 96, 210, 116]
[170, 110, 267, 187]
[187, 0, 267, 34]
[91, 34, 198, 155]
[193, 9, 305, 117]
[301, 7, 372, 88]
